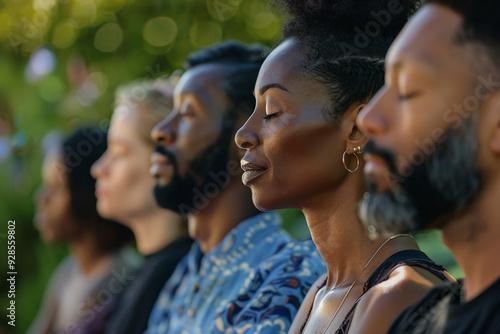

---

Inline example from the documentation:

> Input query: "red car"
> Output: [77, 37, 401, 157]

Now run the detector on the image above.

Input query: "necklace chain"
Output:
[301, 234, 416, 334]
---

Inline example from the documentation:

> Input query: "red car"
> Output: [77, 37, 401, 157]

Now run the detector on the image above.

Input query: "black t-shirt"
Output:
[103, 237, 193, 334]
[389, 278, 500, 334]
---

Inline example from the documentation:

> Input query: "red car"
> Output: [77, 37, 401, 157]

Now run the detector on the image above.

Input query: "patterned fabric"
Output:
[145, 212, 326, 334]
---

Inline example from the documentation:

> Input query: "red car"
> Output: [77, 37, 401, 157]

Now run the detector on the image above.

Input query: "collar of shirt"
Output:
[187, 212, 285, 274]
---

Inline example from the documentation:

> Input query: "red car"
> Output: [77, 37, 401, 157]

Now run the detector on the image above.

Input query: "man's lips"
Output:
[240, 160, 268, 185]
[363, 153, 393, 193]
[363, 153, 388, 175]
[150, 152, 172, 177]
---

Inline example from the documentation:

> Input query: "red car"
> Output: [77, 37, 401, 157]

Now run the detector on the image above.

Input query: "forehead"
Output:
[257, 38, 305, 90]
[174, 64, 229, 107]
[110, 105, 139, 135]
[43, 149, 65, 183]
[387, 4, 464, 72]
[112, 102, 138, 125]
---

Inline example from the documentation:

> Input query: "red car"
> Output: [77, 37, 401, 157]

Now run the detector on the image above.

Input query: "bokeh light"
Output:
[37, 75, 65, 103]
[94, 23, 123, 52]
[143, 16, 178, 47]
[72, 1, 97, 28]
[77, 80, 100, 106]
[25, 47, 56, 82]
[86, 72, 109, 97]
[189, 21, 222, 48]
[51, 20, 78, 49]
[244, 2, 281, 41]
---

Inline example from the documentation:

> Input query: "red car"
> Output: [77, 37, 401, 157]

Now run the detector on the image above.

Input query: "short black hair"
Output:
[425, 0, 500, 75]
[62, 127, 134, 253]
[272, 0, 421, 120]
[184, 40, 269, 122]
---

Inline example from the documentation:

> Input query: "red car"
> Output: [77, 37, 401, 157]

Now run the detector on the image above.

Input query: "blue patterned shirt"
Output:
[145, 212, 326, 334]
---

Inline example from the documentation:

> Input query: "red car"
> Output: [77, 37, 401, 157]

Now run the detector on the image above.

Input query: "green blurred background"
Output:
[0, 0, 460, 332]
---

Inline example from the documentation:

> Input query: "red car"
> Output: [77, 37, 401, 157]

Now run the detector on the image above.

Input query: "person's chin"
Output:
[96, 202, 114, 220]
[155, 176, 172, 187]
[153, 184, 180, 212]
[40, 230, 58, 244]
[252, 193, 283, 212]
[364, 170, 396, 196]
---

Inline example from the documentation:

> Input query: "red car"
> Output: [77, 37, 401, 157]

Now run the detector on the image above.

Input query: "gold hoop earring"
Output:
[343, 150, 359, 173]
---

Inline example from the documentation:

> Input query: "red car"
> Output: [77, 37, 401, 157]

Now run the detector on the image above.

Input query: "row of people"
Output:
[30, 0, 499, 333]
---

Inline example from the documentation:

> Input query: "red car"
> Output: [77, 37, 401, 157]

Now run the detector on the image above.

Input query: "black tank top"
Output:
[301, 250, 449, 333]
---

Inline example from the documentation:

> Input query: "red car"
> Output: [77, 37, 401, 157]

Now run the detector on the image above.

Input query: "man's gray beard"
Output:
[359, 116, 481, 238]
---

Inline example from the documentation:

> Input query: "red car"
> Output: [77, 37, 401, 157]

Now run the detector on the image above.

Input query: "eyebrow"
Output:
[177, 91, 209, 108]
[257, 83, 291, 96]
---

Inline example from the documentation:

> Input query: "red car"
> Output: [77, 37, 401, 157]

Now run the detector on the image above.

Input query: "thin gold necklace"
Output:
[301, 234, 416, 334]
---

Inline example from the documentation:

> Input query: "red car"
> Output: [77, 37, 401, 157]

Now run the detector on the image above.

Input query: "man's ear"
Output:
[345, 103, 369, 153]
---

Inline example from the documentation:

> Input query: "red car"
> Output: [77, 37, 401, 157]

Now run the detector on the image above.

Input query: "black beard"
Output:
[359, 117, 481, 237]
[153, 126, 233, 216]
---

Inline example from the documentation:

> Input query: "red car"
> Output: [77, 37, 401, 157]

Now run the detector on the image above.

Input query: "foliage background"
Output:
[0, 0, 460, 332]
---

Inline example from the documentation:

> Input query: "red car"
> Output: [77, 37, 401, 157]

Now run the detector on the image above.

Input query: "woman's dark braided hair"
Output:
[272, 0, 421, 121]
[309, 57, 385, 121]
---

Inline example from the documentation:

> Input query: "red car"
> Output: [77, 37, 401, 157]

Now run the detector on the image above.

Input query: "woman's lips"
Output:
[95, 184, 106, 198]
[33, 212, 46, 231]
[241, 161, 268, 185]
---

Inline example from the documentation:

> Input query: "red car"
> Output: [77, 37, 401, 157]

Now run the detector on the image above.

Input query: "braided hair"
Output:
[272, 0, 421, 121]
[307, 57, 385, 121]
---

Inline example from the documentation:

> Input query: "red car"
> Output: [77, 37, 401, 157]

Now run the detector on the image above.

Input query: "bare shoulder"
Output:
[348, 265, 450, 334]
